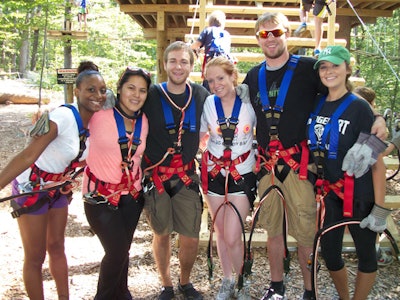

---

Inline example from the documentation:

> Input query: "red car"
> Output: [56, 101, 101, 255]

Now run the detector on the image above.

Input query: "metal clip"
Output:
[83, 192, 108, 206]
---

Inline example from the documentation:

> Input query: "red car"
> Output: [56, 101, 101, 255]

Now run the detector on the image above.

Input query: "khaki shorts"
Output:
[257, 164, 317, 247]
[143, 175, 203, 238]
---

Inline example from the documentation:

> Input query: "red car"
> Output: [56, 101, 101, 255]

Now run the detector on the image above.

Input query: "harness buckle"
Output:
[269, 134, 279, 141]
[83, 192, 109, 206]
[18, 181, 35, 193]
[234, 177, 245, 186]
[142, 175, 155, 193]
[173, 142, 182, 153]
[121, 160, 132, 171]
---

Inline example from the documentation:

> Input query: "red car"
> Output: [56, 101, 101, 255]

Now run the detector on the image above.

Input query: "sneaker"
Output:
[216, 278, 235, 300]
[377, 249, 394, 266]
[302, 289, 315, 300]
[237, 285, 251, 300]
[313, 49, 321, 58]
[159, 286, 174, 300]
[293, 22, 307, 37]
[260, 287, 285, 300]
[178, 282, 203, 300]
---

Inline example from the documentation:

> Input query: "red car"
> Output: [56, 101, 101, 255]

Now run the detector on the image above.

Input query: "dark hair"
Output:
[75, 70, 102, 87]
[77, 61, 99, 74]
[353, 86, 376, 105]
[117, 67, 152, 91]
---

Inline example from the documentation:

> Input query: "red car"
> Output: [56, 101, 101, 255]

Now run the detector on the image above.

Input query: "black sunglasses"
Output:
[124, 66, 151, 79]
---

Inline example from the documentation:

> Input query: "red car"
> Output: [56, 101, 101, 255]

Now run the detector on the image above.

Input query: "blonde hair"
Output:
[208, 10, 226, 27]
[204, 56, 238, 86]
[255, 12, 291, 35]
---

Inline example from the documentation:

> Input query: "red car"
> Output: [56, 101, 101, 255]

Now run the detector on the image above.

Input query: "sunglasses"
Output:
[124, 66, 151, 79]
[256, 29, 287, 39]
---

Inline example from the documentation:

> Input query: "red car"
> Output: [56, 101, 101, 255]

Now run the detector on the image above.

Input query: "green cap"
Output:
[313, 46, 351, 70]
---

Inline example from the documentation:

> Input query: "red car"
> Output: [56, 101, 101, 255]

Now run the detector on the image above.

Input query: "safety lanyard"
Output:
[258, 55, 299, 137]
[113, 107, 142, 171]
[308, 93, 356, 160]
[159, 82, 196, 149]
[214, 94, 242, 147]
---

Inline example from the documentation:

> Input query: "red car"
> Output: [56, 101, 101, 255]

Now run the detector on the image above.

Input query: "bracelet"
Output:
[374, 114, 384, 119]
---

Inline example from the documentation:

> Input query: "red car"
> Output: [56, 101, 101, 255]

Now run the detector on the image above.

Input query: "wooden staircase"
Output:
[187, 1, 347, 83]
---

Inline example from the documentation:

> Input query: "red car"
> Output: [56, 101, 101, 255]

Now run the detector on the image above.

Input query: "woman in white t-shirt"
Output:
[0, 70, 107, 299]
[200, 56, 256, 300]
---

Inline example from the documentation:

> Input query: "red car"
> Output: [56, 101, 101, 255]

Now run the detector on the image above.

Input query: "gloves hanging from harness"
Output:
[235, 83, 250, 103]
[342, 132, 387, 178]
[360, 204, 392, 233]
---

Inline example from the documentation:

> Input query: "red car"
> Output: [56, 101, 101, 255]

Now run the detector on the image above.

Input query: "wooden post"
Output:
[327, 0, 337, 46]
[157, 11, 167, 83]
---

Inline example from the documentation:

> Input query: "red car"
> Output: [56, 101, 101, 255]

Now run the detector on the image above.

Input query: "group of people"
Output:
[0, 10, 395, 300]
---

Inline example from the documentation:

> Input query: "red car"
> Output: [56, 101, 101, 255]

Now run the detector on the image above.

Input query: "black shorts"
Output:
[207, 171, 257, 196]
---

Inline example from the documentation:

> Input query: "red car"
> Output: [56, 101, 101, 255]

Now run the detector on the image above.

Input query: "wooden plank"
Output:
[384, 195, 400, 209]
[187, 19, 340, 32]
[185, 34, 347, 47]
[199, 208, 400, 251]
[384, 156, 399, 170]
[188, 5, 393, 18]
[47, 30, 88, 40]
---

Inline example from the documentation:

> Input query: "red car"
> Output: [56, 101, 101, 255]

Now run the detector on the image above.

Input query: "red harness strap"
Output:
[151, 153, 194, 194]
[201, 149, 250, 194]
[256, 140, 309, 180]
[23, 164, 76, 207]
[85, 167, 140, 206]
[315, 173, 355, 226]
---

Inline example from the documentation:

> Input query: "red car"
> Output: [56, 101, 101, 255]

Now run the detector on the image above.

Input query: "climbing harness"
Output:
[308, 93, 357, 222]
[254, 55, 309, 181]
[7, 104, 88, 218]
[311, 219, 400, 299]
[202, 94, 253, 290]
[248, 55, 302, 279]
[307, 93, 400, 298]
[84, 107, 143, 209]
[143, 82, 197, 197]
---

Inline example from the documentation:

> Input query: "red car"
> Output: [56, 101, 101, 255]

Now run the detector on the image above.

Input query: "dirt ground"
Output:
[0, 79, 399, 300]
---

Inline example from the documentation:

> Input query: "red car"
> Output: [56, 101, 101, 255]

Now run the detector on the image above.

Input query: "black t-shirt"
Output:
[243, 55, 326, 151]
[307, 93, 375, 202]
[142, 82, 209, 167]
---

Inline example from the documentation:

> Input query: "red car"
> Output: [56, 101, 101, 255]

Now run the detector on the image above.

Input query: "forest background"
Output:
[0, 0, 400, 128]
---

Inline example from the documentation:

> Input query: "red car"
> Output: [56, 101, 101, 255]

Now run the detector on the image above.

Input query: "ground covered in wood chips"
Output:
[0, 79, 399, 299]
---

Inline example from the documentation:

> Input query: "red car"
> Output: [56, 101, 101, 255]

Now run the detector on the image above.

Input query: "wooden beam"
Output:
[187, 19, 340, 32]
[198, 207, 400, 249]
[188, 5, 394, 18]
[47, 30, 88, 40]
[185, 34, 347, 47]
[120, 4, 190, 13]
[189, 5, 301, 16]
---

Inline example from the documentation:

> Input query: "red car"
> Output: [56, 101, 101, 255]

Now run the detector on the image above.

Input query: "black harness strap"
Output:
[246, 184, 291, 277]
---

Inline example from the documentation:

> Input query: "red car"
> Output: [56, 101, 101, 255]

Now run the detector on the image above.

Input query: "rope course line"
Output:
[347, 0, 400, 82]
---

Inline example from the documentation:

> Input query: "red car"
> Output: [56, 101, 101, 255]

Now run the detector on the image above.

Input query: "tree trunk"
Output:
[30, 29, 40, 71]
